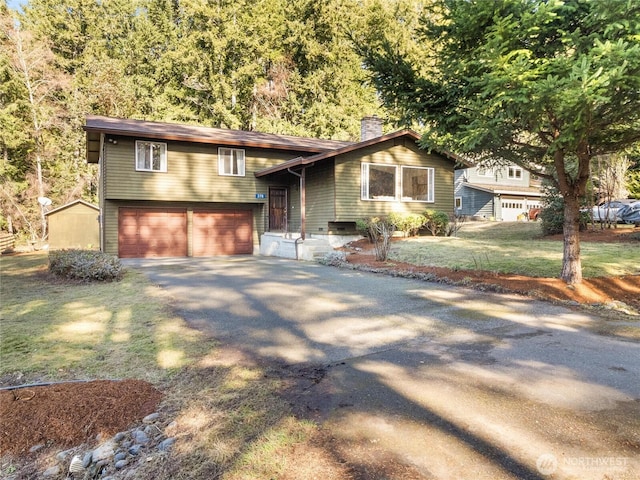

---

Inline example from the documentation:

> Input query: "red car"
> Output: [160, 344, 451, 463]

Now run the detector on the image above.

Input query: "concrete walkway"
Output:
[126, 256, 640, 480]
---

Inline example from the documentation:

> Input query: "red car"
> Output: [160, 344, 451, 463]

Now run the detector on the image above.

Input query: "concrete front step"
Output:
[260, 233, 359, 261]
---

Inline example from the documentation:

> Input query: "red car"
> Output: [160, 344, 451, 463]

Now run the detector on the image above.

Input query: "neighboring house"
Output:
[454, 164, 542, 221]
[84, 115, 461, 258]
[45, 200, 100, 249]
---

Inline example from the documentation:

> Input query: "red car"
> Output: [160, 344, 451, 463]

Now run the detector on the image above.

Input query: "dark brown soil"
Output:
[0, 380, 162, 457]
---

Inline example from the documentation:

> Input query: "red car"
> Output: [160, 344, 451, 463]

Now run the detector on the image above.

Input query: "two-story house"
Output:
[454, 164, 543, 221]
[84, 115, 461, 259]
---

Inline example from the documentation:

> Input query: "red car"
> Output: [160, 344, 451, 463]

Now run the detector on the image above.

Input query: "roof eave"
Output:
[83, 116, 351, 155]
[256, 129, 461, 178]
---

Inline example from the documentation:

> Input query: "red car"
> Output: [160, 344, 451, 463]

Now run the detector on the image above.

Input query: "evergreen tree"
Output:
[359, 0, 640, 284]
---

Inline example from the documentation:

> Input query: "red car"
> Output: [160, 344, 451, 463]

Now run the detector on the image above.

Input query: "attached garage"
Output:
[193, 210, 253, 256]
[118, 208, 187, 258]
[117, 207, 253, 258]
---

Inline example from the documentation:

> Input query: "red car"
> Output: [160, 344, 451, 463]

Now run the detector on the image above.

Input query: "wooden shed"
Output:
[45, 200, 100, 250]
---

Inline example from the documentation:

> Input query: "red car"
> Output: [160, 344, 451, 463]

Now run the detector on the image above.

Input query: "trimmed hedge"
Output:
[388, 212, 426, 237]
[49, 249, 123, 282]
[423, 209, 450, 236]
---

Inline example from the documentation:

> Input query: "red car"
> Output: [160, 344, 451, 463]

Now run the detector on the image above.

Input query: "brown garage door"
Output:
[193, 210, 253, 256]
[119, 208, 187, 258]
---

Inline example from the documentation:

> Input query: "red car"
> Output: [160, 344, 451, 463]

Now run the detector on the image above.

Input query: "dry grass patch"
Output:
[0, 253, 344, 480]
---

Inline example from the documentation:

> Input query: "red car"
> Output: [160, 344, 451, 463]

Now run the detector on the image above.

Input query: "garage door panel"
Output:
[193, 210, 253, 256]
[118, 208, 187, 258]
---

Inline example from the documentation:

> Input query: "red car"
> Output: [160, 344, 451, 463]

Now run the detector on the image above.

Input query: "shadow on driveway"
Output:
[127, 256, 640, 479]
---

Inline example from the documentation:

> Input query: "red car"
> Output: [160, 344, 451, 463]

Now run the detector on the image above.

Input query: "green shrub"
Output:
[356, 218, 374, 241]
[49, 249, 123, 282]
[539, 186, 589, 235]
[423, 209, 450, 236]
[387, 212, 426, 237]
[356, 216, 397, 260]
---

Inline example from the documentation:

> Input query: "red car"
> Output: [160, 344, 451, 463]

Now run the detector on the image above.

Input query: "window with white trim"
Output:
[218, 147, 245, 176]
[477, 166, 494, 177]
[135, 141, 167, 172]
[361, 163, 435, 203]
[401, 166, 434, 202]
[455, 196, 462, 209]
[508, 166, 523, 179]
[361, 163, 397, 201]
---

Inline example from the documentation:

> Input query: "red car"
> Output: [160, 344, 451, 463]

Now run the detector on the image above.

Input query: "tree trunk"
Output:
[561, 194, 582, 284]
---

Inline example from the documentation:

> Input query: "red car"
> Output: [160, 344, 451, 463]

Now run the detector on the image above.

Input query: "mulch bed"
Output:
[0, 379, 162, 457]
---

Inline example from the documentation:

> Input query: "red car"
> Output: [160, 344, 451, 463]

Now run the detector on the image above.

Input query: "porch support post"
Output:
[300, 167, 306, 240]
[288, 166, 306, 240]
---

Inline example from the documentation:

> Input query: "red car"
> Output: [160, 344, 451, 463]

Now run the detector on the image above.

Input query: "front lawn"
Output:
[0, 253, 315, 479]
[389, 222, 640, 278]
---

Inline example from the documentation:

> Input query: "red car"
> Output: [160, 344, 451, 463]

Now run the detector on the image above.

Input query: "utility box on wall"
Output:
[45, 200, 100, 250]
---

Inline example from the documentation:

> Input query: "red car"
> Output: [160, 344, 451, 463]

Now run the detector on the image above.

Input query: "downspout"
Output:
[287, 167, 306, 241]
[98, 133, 105, 252]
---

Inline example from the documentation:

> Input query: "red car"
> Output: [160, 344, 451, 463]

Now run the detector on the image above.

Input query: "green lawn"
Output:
[390, 222, 640, 278]
[0, 253, 314, 479]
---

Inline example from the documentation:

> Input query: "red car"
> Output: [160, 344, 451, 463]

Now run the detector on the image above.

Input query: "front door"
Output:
[269, 187, 288, 232]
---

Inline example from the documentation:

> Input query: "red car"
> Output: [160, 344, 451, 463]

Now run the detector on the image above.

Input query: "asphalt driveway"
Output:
[126, 256, 640, 480]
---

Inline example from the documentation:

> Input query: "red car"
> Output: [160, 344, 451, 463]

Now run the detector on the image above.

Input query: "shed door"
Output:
[193, 210, 253, 256]
[118, 208, 187, 258]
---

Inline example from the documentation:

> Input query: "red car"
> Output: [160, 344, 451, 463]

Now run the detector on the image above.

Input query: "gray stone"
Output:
[143, 425, 155, 435]
[121, 440, 132, 449]
[92, 440, 116, 463]
[142, 412, 160, 424]
[157, 438, 176, 452]
[114, 451, 127, 462]
[128, 445, 142, 456]
[132, 430, 149, 444]
[55, 448, 75, 462]
[28, 444, 44, 453]
[82, 451, 93, 468]
[115, 459, 129, 470]
[42, 465, 60, 478]
[114, 431, 127, 442]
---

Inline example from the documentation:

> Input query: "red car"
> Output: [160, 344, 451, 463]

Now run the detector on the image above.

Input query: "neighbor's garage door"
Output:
[500, 200, 526, 221]
[119, 208, 187, 258]
[193, 210, 253, 256]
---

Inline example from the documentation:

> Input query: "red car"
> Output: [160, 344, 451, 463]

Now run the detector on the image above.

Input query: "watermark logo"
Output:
[536, 453, 558, 475]
[536, 453, 629, 476]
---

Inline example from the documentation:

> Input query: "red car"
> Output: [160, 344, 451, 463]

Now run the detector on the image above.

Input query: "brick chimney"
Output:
[361, 116, 383, 141]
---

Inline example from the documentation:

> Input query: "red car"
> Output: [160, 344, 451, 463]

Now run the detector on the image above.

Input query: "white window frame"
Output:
[218, 147, 245, 177]
[135, 141, 167, 172]
[361, 163, 436, 203]
[508, 166, 523, 180]
[455, 196, 463, 209]
[361, 163, 398, 201]
[477, 166, 494, 177]
[401, 166, 434, 203]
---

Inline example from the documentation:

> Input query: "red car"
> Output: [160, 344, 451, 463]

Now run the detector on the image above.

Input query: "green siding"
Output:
[48, 203, 100, 249]
[305, 160, 336, 234]
[102, 200, 264, 256]
[334, 138, 454, 221]
[104, 139, 294, 203]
